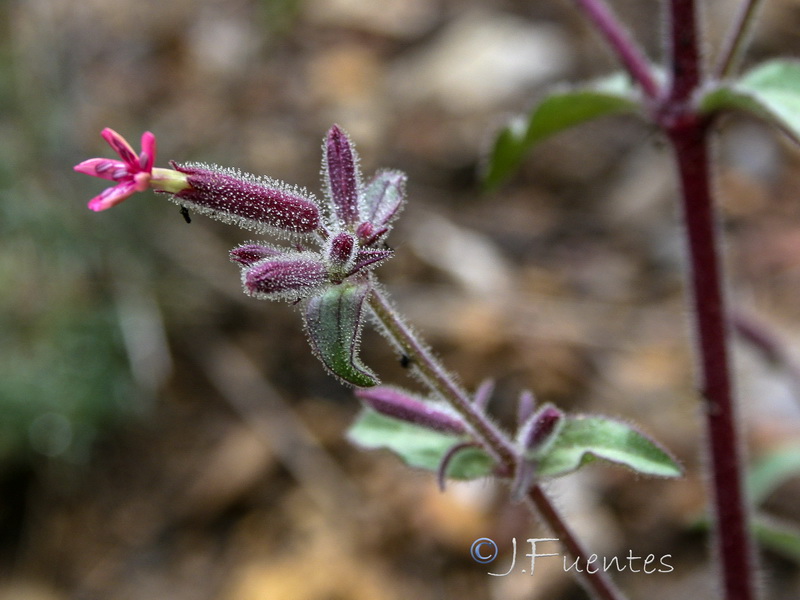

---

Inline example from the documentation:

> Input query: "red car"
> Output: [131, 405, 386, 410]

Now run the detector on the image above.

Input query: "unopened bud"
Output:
[326, 231, 357, 275]
[243, 253, 329, 300]
[520, 404, 564, 458]
[324, 125, 360, 227]
[230, 243, 284, 267]
[356, 387, 467, 435]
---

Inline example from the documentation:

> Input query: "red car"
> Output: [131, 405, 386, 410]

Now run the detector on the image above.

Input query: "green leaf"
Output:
[483, 73, 642, 188]
[304, 280, 378, 387]
[747, 444, 800, 506]
[753, 515, 800, 563]
[347, 409, 494, 480]
[699, 59, 800, 143]
[537, 416, 683, 478]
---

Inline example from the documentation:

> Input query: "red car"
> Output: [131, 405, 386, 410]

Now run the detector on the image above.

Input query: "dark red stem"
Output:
[666, 0, 702, 105]
[664, 3, 757, 599]
[668, 120, 756, 600]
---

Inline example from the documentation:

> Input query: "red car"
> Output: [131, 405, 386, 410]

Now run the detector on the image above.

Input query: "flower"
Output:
[76, 124, 406, 387]
[74, 128, 163, 211]
[75, 128, 322, 235]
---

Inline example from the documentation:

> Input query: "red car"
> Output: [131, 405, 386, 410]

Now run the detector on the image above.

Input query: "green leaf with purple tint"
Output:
[347, 409, 494, 480]
[304, 279, 377, 387]
[536, 416, 682, 478]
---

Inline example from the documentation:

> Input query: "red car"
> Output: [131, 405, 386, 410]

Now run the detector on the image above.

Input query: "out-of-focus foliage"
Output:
[0, 37, 141, 462]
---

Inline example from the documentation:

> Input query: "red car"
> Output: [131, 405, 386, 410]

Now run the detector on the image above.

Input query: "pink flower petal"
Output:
[101, 128, 138, 166]
[139, 131, 156, 171]
[73, 158, 126, 180]
[87, 181, 137, 211]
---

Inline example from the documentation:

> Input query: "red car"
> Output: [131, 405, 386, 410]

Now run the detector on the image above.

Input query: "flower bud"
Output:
[519, 404, 564, 458]
[243, 252, 329, 301]
[324, 125, 360, 227]
[172, 163, 320, 235]
[356, 386, 467, 435]
[326, 231, 357, 275]
[229, 243, 285, 266]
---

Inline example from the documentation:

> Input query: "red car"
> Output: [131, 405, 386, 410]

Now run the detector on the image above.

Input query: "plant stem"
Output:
[664, 4, 757, 599]
[666, 0, 702, 105]
[732, 309, 800, 404]
[713, 0, 766, 79]
[573, 0, 661, 100]
[368, 285, 514, 465]
[668, 121, 756, 600]
[526, 486, 624, 600]
[368, 285, 626, 600]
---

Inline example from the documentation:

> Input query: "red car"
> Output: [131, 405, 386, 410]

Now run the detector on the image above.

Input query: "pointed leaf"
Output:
[304, 280, 377, 387]
[537, 416, 682, 478]
[699, 60, 800, 143]
[484, 73, 641, 188]
[347, 409, 494, 480]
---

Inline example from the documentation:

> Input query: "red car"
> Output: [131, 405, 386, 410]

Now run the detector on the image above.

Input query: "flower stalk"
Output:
[367, 286, 626, 600]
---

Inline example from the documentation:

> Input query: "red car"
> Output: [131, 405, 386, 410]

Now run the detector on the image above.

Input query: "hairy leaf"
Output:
[347, 410, 494, 480]
[537, 416, 682, 478]
[359, 169, 407, 229]
[484, 73, 641, 188]
[304, 280, 377, 387]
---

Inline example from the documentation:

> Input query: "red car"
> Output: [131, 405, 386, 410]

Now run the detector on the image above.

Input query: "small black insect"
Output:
[179, 206, 192, 223]
[400, 353, 412, 368]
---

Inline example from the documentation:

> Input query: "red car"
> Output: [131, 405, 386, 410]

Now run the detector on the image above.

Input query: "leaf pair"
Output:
[348, 407, 682, 482]
[484, 60, 800, 187]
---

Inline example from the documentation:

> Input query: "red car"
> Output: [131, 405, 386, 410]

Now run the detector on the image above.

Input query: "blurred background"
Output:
[3, 0, 800, 598]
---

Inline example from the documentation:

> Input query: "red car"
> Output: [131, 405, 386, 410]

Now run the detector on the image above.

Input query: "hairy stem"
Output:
[573, 0, 661, 99]
[713, 0, 766, 78]
[666, 0, 703, 104]
[526, 486, 625, 600]
[664, 5, 758, 599]
[668, 120, 757, 600]
[368, 286, 514, 464]
[368, 285, 626, 600]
